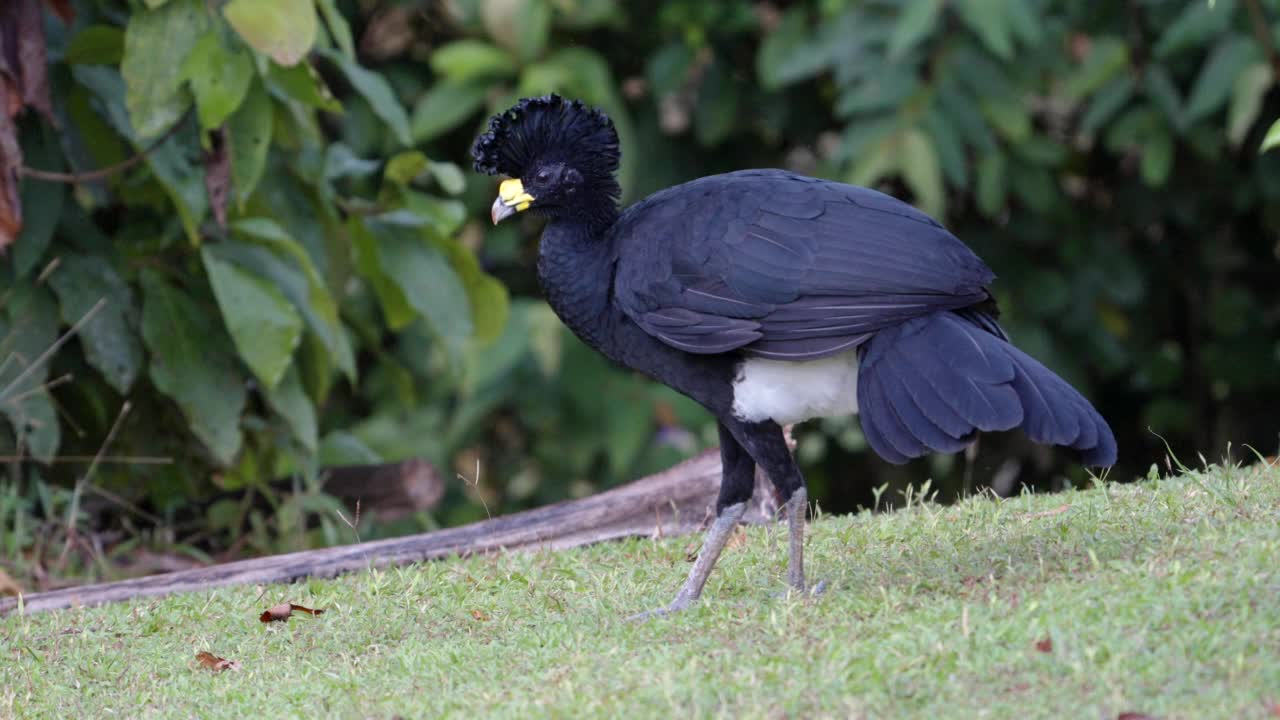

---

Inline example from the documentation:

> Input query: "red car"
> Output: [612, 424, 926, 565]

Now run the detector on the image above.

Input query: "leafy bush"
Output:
[2, 0, 1279, 574]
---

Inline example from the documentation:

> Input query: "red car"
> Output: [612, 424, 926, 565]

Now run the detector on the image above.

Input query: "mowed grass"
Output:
[3, 462, 1279, 719]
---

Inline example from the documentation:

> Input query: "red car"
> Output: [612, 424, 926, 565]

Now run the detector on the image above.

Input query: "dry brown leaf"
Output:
[203, 128, 230, 227]
[7, 0, 54, 122]
[1117, 713, 1157, 720]
[470, 609, 489, 622]
[1022, 504, 1071, 520]
[196, 651, 242, 672]
[259, 602, 325, 623]
[1034, 636, 1053, 653]
[0, 568, 22, 597]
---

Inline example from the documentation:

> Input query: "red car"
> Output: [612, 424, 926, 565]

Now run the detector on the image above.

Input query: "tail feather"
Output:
[858, 312, 1117, 467]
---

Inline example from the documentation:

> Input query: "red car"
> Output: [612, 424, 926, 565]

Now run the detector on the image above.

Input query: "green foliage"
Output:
[4, 0, 1280, 571]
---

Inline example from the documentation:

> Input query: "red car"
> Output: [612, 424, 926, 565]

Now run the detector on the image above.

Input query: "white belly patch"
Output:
[731, 350, 860, 425]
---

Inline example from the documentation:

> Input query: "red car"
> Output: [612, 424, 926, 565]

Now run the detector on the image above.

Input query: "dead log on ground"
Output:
[0, 448, 776, 616]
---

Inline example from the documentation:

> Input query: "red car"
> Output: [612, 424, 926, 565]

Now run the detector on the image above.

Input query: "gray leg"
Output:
[786, 486, 807, 591]
[627, 501, 747, 621]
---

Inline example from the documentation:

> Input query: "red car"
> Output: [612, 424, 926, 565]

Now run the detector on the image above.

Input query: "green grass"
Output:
[4, 463, 1279, 719]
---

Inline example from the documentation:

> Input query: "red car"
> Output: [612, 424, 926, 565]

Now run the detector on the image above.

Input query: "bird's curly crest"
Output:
[471, 95, 620, 180]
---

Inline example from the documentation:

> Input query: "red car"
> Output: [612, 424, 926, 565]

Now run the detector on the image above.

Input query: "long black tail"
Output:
[857, 311, 1116, 467]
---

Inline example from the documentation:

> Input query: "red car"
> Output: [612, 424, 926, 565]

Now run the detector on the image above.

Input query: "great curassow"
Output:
[474, 95, 1116, 619]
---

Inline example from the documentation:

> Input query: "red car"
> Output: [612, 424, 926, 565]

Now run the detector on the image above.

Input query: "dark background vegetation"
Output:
[2, 0, 1279, 587]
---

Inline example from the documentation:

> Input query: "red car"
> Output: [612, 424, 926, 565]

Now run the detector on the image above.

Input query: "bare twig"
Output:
[0, 298, 105, 402]
[18, 111, 191, 184]
[63, 401, 132, 547]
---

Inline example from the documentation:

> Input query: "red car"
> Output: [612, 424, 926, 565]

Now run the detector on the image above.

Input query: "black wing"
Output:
[611, 170, 996, 360]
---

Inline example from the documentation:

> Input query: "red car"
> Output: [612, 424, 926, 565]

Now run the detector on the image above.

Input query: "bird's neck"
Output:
[537, 217, 618, 350]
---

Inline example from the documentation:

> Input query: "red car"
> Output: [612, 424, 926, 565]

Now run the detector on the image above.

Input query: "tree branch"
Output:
[18, 110, 191, 184]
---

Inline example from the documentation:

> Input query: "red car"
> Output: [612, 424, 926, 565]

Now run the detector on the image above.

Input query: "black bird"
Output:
[474, 95, 1116, 618]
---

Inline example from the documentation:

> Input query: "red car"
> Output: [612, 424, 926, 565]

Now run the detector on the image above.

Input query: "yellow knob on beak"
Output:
[491, 178, 535, 224]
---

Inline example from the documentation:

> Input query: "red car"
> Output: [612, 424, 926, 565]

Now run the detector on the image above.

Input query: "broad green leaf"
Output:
[145, 124, 209, 244]
[65, 26, 125, 65]
[1261, 118, 1280, 153]
[264, 366, 318, 453]
[351, 217, 417, 329]
[647, 42, 694, 98]
[323, 143, 379, 180]
[975, 151, 1006, 217]
[222, 0, 317, 67]
[266, 61, 342, 113]
[47, 255, 143, 394]
[694, 60, 739, 147]
[428, 161, 466, 195]
[315, 0, 355, 60]
[410, 80, 488, 142]
[1155, 0, 1237, 59]
[362, 215, 473, 351]
[980, 95, 1031, 142]
[319, 430, 382, 466]
[1081, 75, 1136, 135]
[228, 80, 273, 208]
[1185, 36, 1262, 124]
[121, 0, 209, 139]
[899, 128, 945, 219]
[438, 237, 510, 345]
[836, 64, 919, 117]
[846, 132, 897, 188]
[227, 219, 355, 380]
[1141, 129, 1175, 186]
[202, 248, 303, 390]
[1227, 63, 1272, 146]
[1061, 36, 1128, 102]
[322, 50, 412, 147]
[182, 33, 254, 130]
[924, 107, 968, 186]
[0, 284, 61, 462]
[14, 123, 63, 277]
[140, 271, 246, 466]
[430, 41, 516, 82]
[384, 151, 429, 186]
[757, 8, 827, 90]
[887, 0, 944, 60]
[1143, 65, 1187, 132]
[515, 0, 552, 62]
[956, 0, 1013, 60]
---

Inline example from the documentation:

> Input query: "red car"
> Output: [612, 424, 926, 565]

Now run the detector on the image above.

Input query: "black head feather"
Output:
[471, 95, 620, 181]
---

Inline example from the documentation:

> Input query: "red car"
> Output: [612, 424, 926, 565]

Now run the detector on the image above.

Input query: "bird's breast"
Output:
[730, 350, 860, 425]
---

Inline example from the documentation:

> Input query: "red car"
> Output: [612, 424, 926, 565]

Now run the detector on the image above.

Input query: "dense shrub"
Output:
[2, 0, 1278, 570]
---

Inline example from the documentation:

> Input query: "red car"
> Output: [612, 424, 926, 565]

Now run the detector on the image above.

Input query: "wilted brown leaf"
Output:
[1117, 713, 1157, 720]
[0, 568, 22, 597]
[3, 0, 55, 123]
[196, 650, 242, 672]
[0, 113, 20, 252]
[1034, 636, 1053, 653]
[259, 602, 325, 623]
[470, 609, 489, 622]
[203, 128, 230, 227]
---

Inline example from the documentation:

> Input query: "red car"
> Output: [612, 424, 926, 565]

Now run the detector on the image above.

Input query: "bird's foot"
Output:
[771, 577, 828, 601]
[625, 594, 695, 623]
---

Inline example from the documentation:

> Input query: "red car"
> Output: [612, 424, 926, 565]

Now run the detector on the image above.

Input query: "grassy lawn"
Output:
[3, 462, 1278, 719]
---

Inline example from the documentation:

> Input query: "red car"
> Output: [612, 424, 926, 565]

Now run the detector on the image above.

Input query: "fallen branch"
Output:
[1, 448, 775, 616]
